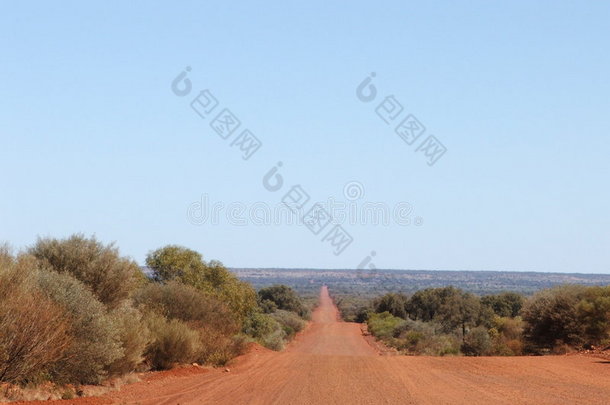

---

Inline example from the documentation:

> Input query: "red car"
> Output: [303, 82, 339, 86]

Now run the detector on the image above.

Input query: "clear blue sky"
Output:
[1, 1, 609, 273]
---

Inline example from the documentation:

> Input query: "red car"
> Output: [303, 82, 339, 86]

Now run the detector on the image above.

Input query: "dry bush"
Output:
[258, 285, 309, 318]
[36, 269, 123, 384]
[270, 310, 307, 337]
[506, 339, 524, 355]
[144, 313, 201, 370]
[197, 329, 247, 365]
[107, 302, 151, 375]
[135, 281, 238, 331]
[0, 255, 72, 384]
[145, 246, 258, 321]
[242, 312, 286, 351]
[461, 326, 492, 356]
[30, 234, 145, 309]
[135, 281, 243, 365]
[488, 316, 525, 355]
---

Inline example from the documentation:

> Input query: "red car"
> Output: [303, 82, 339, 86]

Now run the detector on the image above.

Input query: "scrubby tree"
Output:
[373, 293, 409, 319]
[270, 310, 307, 337]
[522, 285, 586, 350]
[407, 287, 486, 336]
[577, 286, 610, 345]
[135, 280, 244, 365]
[146, 246, 257, 321]
[30, 234, 145, 309]
[437, 291, 484, 336]
[461, 326, 492, 356]
[242, 312, 286, 351]
[135, 280, 238, 334]
[258, 284, 308, 317]
[145, 245, 206, 282]
[407, 288, 444, 322]
[481, 292, 524, 318]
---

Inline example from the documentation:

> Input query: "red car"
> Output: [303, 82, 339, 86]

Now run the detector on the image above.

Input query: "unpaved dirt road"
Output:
[39, 286, 610, 404]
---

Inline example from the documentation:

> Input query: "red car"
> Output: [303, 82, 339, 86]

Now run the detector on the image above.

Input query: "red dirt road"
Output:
[41, 286, 610, 404]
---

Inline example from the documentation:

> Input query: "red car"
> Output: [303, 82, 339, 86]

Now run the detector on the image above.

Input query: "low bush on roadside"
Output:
[107, 302, 151, 375]
[2, 238, 297, 391]
[258, 284, 310, 318]
[242, 312, 287, 351]
[145, 246, 258, 322]
[0, 254, 72, 384]
[36, 269, 124, 384]
[144, 313, 201, 370]
[368, 313, 460, 355]
[135, 280, 243, 366]
[367, 312, 405, 340]
[335, 295, 373, 322]
[361, 283, 610, 356]
[461, 326, 492, 356]
[522, 285, 610, 353]
[270, 310, 307, 337]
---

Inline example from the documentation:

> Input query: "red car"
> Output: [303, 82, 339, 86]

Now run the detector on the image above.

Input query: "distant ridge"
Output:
[230, 268, 610, 295]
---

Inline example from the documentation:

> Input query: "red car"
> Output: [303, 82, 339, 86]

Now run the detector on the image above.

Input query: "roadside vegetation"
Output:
[0, 236, 309, 399]
[337, 286, 610, 356]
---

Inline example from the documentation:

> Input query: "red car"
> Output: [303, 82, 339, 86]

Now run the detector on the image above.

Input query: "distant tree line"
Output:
[336, 285, 610, 356]
[0, 235, 309, 399]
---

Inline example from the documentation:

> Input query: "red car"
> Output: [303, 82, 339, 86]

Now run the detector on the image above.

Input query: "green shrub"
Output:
[461, 326, 492, 356]
[393, 318, 460, 355]
[135, 281, 243, 366]
[107, 302, 151, 375]
[577, 286, 610, 344]
[135, 281, 237, 331]
[481, 292, 524, 318]
[30, 234, 145, 309]
[258, 285, 308, 318]
[487, 316, 524, 355]
[144, 313, 200, 370]
[242, 312, 286, 351]
[367, 312, 405, 340]
[36, 269, 123, 384]
[145, 245, 206, 282]
[522, 285, 586, 350]
[407, 287, 485, 335]
[270, 310, 307, 337]
[260, 299, 278, 313]
[146, 246, 257, 321]
[335, 296, 372, 323]
[373, 293, 409, 319]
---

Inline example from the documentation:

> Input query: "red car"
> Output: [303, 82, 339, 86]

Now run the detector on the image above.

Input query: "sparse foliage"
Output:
[0, 254, 72, 384]
[461, 326, 492, 356]
[146, 246, 257, 321]
[30, 234, 145, 309]
[258, 285, 308, 318]
[36, 269, 123, 384]
[144, 313, 201, 370]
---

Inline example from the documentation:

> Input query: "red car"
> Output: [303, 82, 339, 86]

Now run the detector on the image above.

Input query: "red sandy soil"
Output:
[17, 286, 610, 405]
